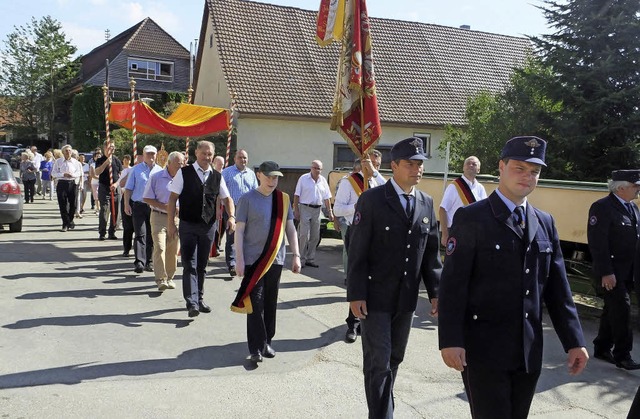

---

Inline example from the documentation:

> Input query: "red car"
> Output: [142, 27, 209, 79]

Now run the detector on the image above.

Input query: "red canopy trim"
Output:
[108, 101, 229, 138]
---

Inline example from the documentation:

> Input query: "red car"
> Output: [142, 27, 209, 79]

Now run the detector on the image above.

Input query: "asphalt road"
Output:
[1, 198, 639, 418]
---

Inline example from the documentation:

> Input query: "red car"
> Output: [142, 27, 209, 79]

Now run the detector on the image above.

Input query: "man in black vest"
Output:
[167, 141, 236, 317]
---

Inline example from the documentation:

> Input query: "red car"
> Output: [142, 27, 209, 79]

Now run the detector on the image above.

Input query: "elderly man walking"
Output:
[293, 160, 334, 268]
[222, 149, 258, 277]
[124, 145, 162, 274]
[143, 151, 185, 291]
[51, 145, 82, 232]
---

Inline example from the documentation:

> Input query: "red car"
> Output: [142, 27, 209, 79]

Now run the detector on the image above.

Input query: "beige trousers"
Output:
[150, 211, 180, 282]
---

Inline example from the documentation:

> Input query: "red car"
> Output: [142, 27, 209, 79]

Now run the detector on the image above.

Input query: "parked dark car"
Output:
[9, 148, 27, 169]
[0, 145, 18, 161]
[0, 158, 23, 232]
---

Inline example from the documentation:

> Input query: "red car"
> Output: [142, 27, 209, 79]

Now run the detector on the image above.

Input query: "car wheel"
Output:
[9, 216, 22, 232]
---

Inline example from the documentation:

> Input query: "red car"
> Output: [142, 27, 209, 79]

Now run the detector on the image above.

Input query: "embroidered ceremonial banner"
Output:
[317, 0, 382, 157]
[453, 177, 477, 206]
[316, 0, 345, 46]
[347, 172, 365, 196]
[230, 190, 289, 314]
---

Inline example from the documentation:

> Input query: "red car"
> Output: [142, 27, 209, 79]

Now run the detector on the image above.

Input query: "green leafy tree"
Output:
[531, 0, 640, 181]
[440, 59, 564, 177]
[0, 16, 78, 147]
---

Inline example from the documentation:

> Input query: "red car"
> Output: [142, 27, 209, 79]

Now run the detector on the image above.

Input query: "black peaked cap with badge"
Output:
[391, 137, 428, 161]
[611, 169, 640, 184]
[500, 136, 547, 167]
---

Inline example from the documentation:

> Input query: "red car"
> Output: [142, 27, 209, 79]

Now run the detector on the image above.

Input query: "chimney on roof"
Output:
[460, 25, 471, 30]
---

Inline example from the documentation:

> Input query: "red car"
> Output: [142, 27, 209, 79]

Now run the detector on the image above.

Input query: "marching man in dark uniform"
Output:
[348, 137, 441, 419]
[588, 169, 640, 370]
[438, 136, 588, 419]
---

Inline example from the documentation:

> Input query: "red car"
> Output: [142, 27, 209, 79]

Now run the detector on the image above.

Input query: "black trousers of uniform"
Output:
[179, 220, 215, 309]
[120, 198, 134, 254]
[56, 180, 77, 228]
[461, 363, 540, 419]
[594, 281, 633, 361]
[360, 310, 414, 419]
[343, 225, 360, 330]
[628, 385, 640, 418]
[247, 264, 283, 355]
[98, 184, 120, 237]
[131, 201, 153, 266]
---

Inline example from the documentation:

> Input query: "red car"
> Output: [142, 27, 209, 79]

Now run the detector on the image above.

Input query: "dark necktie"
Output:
[403, 194, 413, 218]
[626, 203, 637, 224]
[514, 206, 525, 229]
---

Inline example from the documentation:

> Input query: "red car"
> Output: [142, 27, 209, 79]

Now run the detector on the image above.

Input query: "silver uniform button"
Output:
[473, 315, 478, 320]
[525, 268, 530, 274]
[407, 244, 410, 248]
[385, 226, 390, 230]
[408, 230, 412, 234]
[368, 275, 372, 279]
[495, 244, 500, 250]
[525, 290, 530, 295]
[405, 258, 409, 262]
[404, 271, 407, 275]
[525, 313, 529, 318]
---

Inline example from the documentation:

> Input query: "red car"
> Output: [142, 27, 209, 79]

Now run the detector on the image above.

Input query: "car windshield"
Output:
[0, 163, 12, 181]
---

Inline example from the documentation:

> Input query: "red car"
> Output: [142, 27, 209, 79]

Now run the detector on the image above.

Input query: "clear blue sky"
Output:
[0, 0, 551, 56]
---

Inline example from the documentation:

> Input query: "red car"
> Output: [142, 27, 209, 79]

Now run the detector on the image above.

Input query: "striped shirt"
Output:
[221, 164, 258, 204]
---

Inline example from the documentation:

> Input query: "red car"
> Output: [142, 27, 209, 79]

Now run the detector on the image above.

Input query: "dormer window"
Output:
[128, 58, 173, 82]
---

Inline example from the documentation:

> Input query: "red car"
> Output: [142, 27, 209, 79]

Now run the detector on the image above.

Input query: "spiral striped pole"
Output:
[129, 78, 137, 160]
[225, 93, 236, 168]
[102, 83, 116, 225]
[186, 86, 193, 156]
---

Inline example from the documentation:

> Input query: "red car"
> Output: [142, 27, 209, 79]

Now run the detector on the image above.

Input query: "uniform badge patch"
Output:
[446, 237, 457, 256]
[422, 216, 429, 224]
[589, 215, 598, 226]
[354, 211, 361, 225]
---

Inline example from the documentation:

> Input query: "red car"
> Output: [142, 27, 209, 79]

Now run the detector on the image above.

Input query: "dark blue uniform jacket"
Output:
[438, 192, 585, 372]
[347, 181, 442, 312]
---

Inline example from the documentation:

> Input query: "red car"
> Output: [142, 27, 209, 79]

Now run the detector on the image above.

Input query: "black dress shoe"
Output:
[594, 350, 616, 364]
[188, 306, 200, 318]
[250, 352, 263, 363]
[99, 235, 105, 241]
[263, 344, 276, 358]
[134, 262, 144, 273]
[108, 235, 118, 240]
[616, 358, 640, 370]
[198, 302, 212, 313]
[122, 251, 130, 257]
[60, 226, 68, 232]
[229, 267, 237, 277]
[305, 261, 319, 268]
[345, 328, 357, 343]
[68, 222, 75, 230]
[144, 263, 154, 272]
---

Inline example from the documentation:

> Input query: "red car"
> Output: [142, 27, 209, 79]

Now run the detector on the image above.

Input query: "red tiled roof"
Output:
[206, 0, 530, 126]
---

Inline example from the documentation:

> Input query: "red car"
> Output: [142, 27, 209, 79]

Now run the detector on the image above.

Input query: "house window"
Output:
[332, 143, 392, 170]
[413, 133, 432, 158]
[128, 58, 174, 82]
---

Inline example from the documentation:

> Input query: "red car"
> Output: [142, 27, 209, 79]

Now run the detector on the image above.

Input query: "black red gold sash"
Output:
[231, 190, 289, 314]
[347, 173, 365, 196]
[453, 177, 477, 206]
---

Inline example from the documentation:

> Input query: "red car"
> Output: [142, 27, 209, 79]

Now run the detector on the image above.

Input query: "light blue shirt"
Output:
[125, 162, 162, 203]
[142, 168, 174, 206]
[222, 164, 258, 204]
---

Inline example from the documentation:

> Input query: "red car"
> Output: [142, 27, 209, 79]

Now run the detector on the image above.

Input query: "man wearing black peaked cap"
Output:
[348, 137, 441, 418]
[438, 136, 588, 418]
[588, 169, 640, 371]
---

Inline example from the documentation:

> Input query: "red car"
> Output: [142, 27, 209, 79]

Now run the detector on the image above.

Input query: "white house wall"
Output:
[194, 19, 230, 108]
[233, 117, 447, 172]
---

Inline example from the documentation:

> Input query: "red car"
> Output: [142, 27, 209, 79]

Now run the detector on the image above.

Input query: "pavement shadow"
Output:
[2, 308, 190, 330]
[0, 325, 343, 389]
[14, 284, 159, 300]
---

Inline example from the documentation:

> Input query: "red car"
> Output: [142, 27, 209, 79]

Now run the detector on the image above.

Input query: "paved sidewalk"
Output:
[0, 198, 639, 418]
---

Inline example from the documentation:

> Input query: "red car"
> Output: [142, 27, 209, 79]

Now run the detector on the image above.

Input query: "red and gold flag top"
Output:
[317, 0, 382, 157]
